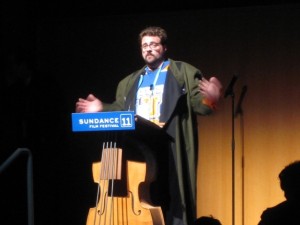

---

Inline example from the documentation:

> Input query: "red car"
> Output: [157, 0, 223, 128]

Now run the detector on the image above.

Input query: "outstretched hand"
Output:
[75, 94, 103, 113]
[199, 76, 222, 104]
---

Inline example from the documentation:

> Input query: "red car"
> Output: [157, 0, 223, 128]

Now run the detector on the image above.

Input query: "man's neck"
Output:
[148, 59, 165, 71]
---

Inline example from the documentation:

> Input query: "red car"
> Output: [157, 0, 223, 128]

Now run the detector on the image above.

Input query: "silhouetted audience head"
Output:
[279, 160, 300, 202]
[258, 160, 300, 225]
[195, 216, 222, 225]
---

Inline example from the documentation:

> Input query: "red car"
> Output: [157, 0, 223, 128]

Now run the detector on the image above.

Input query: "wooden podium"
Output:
[72, 112, 172, 225]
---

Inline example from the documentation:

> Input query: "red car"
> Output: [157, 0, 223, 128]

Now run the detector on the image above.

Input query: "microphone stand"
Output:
[224, 75, 238, 225]
[0, 148, 34, 225]
[230, 90, 236, 225]
[234, 85, 248, 225]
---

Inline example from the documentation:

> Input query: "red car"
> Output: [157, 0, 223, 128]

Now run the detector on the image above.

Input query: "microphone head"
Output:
[224, 75, 238, 98]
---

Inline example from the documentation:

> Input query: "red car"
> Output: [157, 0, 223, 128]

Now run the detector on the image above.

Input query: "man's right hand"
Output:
[75, 94, 103, 113]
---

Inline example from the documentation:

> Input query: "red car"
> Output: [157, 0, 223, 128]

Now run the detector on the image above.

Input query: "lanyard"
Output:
[152, 62, 164, 88]
[138, 61, 165, 89]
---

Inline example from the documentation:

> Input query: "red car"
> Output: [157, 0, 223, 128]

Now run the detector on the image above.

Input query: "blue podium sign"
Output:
[71, 111, 135, 132]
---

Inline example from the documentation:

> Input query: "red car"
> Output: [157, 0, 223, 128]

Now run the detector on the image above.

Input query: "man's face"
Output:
[141, 36, 166, 67]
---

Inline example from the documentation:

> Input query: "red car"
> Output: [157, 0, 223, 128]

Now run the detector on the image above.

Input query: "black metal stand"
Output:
[224, 75, 238, 225]
[234, 85, 248, 225]
[230, 92, 236, 225]
[0, 148, 34, 225]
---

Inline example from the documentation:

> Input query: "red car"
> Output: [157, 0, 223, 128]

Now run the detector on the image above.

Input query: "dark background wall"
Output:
[1, 1, 300, 225]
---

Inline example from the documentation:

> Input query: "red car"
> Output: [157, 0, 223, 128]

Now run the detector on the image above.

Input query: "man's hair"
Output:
[139, 26, 168, 45]
[279, 160, 300, 192]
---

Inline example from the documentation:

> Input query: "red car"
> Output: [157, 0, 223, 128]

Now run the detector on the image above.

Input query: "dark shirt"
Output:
[258, 200, 300, 225]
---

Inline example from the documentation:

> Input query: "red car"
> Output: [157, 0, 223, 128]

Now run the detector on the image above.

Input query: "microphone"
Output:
[224, 75, 238, 98]
[234, 85, 248, 117]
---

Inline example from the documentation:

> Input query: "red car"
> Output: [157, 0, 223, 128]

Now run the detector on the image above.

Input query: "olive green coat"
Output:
[103, 58, 213, 225]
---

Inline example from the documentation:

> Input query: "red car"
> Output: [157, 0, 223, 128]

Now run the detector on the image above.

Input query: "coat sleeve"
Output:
[173, 60, 213, 116]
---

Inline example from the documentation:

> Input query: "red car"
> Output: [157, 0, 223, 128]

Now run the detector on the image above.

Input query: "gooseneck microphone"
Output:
[224, 75, 238, 98]
[234, 85, 248, 117]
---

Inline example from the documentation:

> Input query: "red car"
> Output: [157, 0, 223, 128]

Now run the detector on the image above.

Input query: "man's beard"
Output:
[144, 55, 165, 70]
